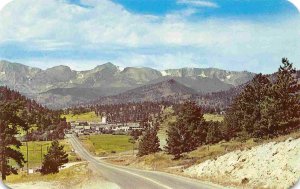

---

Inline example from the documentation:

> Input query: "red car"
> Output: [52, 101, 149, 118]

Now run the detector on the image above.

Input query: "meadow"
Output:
[203, 114, 224, 122]
[80, 134, 133, 156]
[5, 163, 91, 187]
[12, 140, 78, 169]
[62, 111, 101, 122]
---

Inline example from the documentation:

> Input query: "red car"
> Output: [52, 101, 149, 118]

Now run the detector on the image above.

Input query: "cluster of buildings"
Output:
[69, 116, 142, 135]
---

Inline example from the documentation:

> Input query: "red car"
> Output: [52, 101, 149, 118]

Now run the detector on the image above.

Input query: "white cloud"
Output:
[0, 0, 12, 11]
[177, 0, 218, 8]
[0, 0, 299, 73]
[288, 0, 300, 12]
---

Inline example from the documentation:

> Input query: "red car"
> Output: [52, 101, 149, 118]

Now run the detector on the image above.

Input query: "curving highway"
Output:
[68, 134, 226, 189]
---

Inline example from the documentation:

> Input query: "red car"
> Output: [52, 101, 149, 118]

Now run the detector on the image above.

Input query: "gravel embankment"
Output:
[184, 138, 300, 189]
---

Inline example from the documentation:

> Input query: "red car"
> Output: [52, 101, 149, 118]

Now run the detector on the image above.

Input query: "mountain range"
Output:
[0, 60, 256, 108]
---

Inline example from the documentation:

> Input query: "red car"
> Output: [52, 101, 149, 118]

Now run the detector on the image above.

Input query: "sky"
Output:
[0, 0, 299, 73]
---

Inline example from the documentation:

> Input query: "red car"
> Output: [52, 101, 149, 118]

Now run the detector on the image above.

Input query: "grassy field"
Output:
[203, 114, 224, 122]
[12, 140, 78, 169]
[62, 111, 101, 122]
[5, 163, 91, 187]
[80, 134, 133, 156]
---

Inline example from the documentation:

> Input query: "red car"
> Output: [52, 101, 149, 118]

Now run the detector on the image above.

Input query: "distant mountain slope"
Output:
[94, 79, 197, 105]
[0, 60, 255, 108]
[162, 68, 255, 86]
[39, 87, 130, 109]
[147, 76, 234, 93]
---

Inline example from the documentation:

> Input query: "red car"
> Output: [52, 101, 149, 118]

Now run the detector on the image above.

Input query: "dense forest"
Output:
[68, 100, 227, 125]
[66, 101, 174, 124]
[0, 87, 69, 141]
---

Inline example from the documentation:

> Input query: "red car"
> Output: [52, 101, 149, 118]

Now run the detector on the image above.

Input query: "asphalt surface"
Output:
[68, 134, 226, 189]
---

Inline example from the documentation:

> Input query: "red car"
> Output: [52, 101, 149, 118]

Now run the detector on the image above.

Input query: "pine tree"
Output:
[269, 58, 300, 134]
[222, 95, 244, 141]
[137, 121, 160, 157]
[40, 140, 68, 175]
[0, 101, 28, 180]
[166, 101, 207, 159]
[242, 74, 272, 138]
[223, 58, 299, 140]
[206, 121, 222, 144]
[223, 74, 272, 139]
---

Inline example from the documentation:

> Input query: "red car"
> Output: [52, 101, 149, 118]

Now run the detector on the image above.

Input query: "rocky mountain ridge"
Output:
[0, 60, 256, 108]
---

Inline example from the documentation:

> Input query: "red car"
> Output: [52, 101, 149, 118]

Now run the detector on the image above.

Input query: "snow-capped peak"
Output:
[160, 70, 171, 76]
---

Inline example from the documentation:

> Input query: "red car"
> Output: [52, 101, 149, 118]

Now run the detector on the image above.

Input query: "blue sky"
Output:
[112, 0, 298, 18]
[0, 0, 299, 73]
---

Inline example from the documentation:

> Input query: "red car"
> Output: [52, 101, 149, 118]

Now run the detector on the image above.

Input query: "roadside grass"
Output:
[186, 139, 258, 166]
[62, 111, 101, 122]
[11, 140, 78, 169]
[203, 114, 224, 122]
[133, 153, 176, 170]
[5, 163, 91, 187]
[79, 136, 96, 154]
[80, 134, 132, 156]
[107, 130, 300, 173]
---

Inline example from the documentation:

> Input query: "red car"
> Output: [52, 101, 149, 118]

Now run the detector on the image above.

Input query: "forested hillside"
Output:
[67, 101, 174, 124]
[0, 86, 69, 141]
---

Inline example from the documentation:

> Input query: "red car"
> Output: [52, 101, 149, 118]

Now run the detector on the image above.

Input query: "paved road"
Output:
[68, 135, 226, 189]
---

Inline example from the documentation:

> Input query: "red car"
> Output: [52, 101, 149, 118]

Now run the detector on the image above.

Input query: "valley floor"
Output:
[4, 132, 300, 189]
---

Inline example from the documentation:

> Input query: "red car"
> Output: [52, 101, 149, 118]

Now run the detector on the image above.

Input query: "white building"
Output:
[101, 116, 107, 124]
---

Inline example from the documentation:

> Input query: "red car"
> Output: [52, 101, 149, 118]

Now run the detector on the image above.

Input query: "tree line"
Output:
[68, 99, 227, 125]
[223, 58, 300, 140]
[67, 101, 174, 124]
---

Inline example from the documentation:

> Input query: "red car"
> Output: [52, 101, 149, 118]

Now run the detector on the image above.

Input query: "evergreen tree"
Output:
[40, 140, 68, 175]
[206, 121, 222, 144]
[269, 58, 300, 134]
[166, 101, 207, 159]
[222, 95, 244, 141]
[224, 74, 272, 139]
[223, 58, 300, 140]
[0, 101, 28, 180]
[137, 122, 160, 157]
[242, 74, 272, 138]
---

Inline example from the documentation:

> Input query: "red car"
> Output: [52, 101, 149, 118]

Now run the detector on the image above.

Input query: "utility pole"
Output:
[40, 145, 43, 166]
[37, 143, 49, 168]
[132, 142, 135, 156]
[26, 130, 29, 175]
[128, 138, 135, 156]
